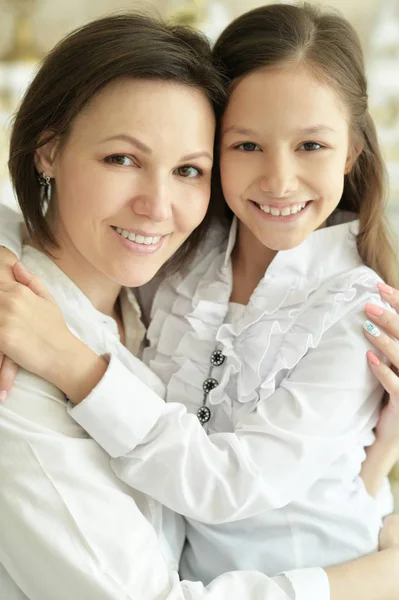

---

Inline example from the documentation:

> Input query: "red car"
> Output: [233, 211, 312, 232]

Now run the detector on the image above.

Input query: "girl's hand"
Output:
[379, 515, 399, 550]
[0, 261, 107, 404]
[0, 247, 21, 400]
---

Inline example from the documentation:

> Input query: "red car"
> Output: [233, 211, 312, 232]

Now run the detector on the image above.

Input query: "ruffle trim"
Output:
[146, 220, 382, 415]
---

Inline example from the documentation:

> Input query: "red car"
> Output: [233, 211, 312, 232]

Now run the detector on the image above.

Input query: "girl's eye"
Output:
[105, 155, 135, 166]
[298, 142, 323, 151]
[174, 165, 202, 178]
[235, 142, 261, 152]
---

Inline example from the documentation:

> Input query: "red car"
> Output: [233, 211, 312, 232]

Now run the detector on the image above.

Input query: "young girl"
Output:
[0, 3, 399, 596]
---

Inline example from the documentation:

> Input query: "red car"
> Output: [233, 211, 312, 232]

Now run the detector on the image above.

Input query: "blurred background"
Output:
[0, 0, 398, 506]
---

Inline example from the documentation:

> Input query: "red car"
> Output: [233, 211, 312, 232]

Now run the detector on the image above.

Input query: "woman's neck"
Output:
[230, 222, 277, 305]
[29, 239, 122, 320]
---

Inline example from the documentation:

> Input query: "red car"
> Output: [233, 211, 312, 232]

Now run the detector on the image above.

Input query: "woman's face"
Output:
[38, 78, 215, 288]
[219, 64, 354, 255]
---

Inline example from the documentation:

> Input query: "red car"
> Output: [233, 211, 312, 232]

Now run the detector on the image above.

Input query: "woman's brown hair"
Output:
[8, 13, 226, 270]
[212, 2, 399, 287]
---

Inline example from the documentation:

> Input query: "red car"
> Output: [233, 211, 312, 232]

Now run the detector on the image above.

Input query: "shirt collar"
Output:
[222, 211, 360, 279]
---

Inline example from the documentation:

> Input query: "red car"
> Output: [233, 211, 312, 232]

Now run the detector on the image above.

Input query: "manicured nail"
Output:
[377, 282, 394, 295]
[363, 320, 381, 337]
[365, 303, 384, 317]
[367, 351, 380, 366]
[0, 390, 8, 403]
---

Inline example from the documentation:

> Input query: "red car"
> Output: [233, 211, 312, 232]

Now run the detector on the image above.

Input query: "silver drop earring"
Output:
[37, 171, 52, 204]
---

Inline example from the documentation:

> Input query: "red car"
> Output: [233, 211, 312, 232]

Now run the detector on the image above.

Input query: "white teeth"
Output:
[258, 202, 307, 217]
[114, 227, 161, 245]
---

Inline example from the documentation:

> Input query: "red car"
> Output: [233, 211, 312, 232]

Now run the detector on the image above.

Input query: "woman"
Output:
[0, 10, 398, 600]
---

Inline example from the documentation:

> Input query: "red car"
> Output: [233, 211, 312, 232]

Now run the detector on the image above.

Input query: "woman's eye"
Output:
[298, 142, 323, 151]
[105, 155, 135, 166]
[174, 165, 202, 178]
[235, 142, 261, 152]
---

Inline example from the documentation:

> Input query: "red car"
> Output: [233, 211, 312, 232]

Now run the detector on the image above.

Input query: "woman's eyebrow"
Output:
[100, 134, 152, 154]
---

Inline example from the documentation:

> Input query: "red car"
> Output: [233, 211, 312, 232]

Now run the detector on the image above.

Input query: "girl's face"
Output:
[220, 64, 355, 255]
[37, 78, 215, 288]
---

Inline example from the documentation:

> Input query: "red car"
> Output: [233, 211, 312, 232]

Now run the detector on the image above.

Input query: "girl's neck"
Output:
[230, 222, 277, 305]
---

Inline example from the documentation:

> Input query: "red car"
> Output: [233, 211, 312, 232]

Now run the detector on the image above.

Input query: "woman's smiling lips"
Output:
[111, 225, 168, 254]
[250, 199, 312, 222]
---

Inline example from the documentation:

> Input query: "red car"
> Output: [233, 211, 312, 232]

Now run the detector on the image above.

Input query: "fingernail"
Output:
[363, 320, 381, 337]
[367, 351, 380, 366]
[365, 303, 384, 317]
[377, 283, 394, 295]
[0, 390, 8, 403]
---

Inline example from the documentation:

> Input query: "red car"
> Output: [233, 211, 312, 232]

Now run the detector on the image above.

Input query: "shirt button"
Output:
[210, 350, 225, 367]
[203, 378, 218, 394]
[197, 406, 211, 424]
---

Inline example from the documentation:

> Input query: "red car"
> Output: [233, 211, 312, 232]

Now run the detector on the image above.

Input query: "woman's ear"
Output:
[34, 135, 59, 177]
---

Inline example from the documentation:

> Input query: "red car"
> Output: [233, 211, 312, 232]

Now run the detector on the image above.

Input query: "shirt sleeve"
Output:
[0, 204, 24, 258]
[0, 372, 330, 600]
[71, 299, 384, 524]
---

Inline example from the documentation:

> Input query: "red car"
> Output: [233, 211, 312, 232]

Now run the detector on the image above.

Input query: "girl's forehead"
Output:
[222, 65, 350, 131]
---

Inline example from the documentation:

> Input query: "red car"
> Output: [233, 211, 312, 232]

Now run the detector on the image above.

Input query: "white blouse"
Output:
[71, 217, 393, 584]
[0, 218, 330, 600]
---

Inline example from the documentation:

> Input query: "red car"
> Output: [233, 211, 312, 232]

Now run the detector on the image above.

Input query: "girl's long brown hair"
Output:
[212, 3, 399, 287]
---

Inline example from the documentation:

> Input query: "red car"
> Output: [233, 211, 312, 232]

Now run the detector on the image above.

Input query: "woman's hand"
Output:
[360, 282, 399, 496]
[363, 283, 399, 446]
[0, 261, 107, 403]
[0, 247, 20, 399]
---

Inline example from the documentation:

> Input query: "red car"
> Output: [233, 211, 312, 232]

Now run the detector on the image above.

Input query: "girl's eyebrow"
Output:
[223, 124, 337, 137]
[294, 125, 337, 135]
[222, 126, 257, 136]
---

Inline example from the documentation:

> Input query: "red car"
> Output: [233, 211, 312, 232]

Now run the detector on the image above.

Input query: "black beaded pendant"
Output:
[210, 350, 225, 367]
[202, 377, 218, 394]
[197, 405, 211, 424]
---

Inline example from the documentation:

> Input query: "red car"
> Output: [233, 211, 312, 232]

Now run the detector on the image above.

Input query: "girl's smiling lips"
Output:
[250, 199, 313, 221]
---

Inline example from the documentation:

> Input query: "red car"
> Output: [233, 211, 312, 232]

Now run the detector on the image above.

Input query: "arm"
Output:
[0, 275, 389, 522]
[70, 304, 384, 522]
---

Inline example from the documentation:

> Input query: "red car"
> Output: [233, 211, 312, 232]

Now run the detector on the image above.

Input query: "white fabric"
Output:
[0, 204, 24, 259]
[72, 217, 392, 584]
[0, 237, 330, 600]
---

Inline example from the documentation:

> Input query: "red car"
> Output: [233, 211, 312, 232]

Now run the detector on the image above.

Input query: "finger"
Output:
[367, 350, 399, 400]
[365, 302, 399, 340]
[0, 356, 18, 401]
[363, 320, 399, 368]
[377, 283, 399, 312]
[12, 261, 54, 301]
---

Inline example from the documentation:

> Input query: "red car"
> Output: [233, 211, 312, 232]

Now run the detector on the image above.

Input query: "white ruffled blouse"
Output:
[73, 215, 392, 585]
